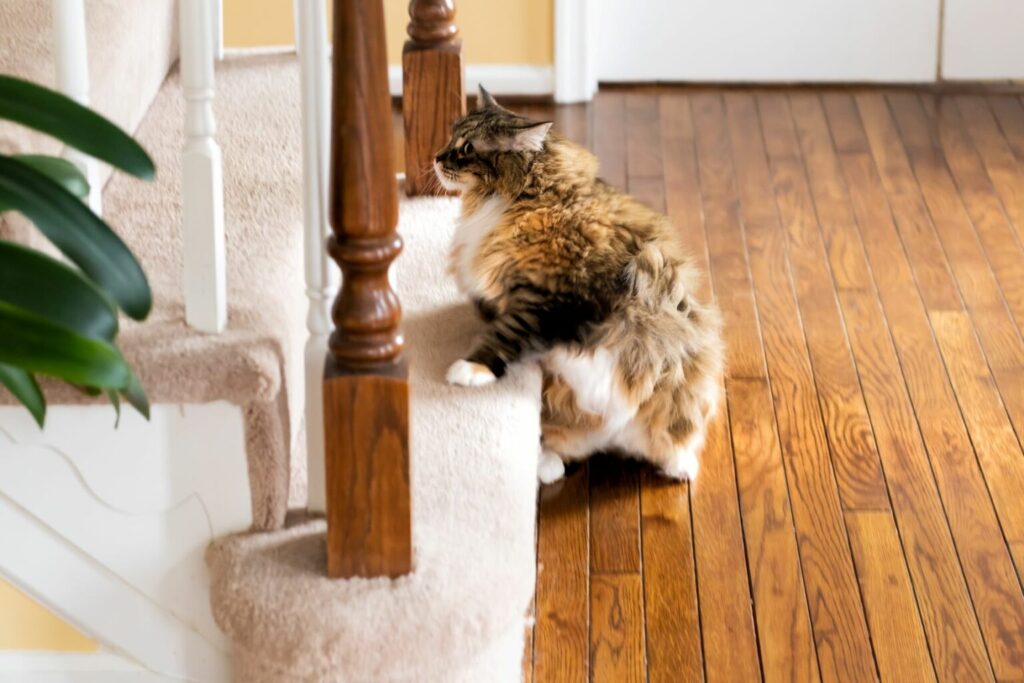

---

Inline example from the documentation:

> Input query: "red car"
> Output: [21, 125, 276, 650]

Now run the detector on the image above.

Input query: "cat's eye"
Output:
[459, 141, 474, 155]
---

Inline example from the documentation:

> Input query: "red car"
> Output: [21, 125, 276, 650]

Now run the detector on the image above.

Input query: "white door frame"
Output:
[554, 0, 597, 103]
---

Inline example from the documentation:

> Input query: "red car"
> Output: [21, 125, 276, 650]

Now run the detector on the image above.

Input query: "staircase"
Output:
[0, 2, 540, 681]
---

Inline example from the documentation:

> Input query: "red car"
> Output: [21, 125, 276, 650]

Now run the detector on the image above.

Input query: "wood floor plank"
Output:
[690, 92, 763, 683]
[872, 94, 1024, 679]
[845, 511, 937, 683]
[930, 311, 1024, 548]
[854, 94, 962, 311]
[760, 93, 890, 512]
[929, 96, 1024, 471]
[534, 465, 590, 683]
[589, 459, 642, 574]
[795, 95, 874, 293]
[690, 412, 762, 683]
[639, 473, 703, 683]
[988, 96, 1024, 163]
[594, 91, 627, 191]
[692, 93, 768, 382]
[956, 96, 1024, 245]
[805, 93, 996, 682]
[626, 93, 663, 179]
[591, 574, 646, 683]
[836, 286, 992, 683]
[725, 92, 875, 683]
[729, 376, 821, 683]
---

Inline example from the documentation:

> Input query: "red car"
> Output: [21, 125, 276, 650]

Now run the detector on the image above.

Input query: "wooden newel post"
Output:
[402, 0, 466, 196]
[323, 0, 412, 579]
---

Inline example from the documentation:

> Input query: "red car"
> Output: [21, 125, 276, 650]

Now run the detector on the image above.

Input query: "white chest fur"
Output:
[451, 195, 509, 297]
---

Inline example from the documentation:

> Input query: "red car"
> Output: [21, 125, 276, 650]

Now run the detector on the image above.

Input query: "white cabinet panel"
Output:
[942, 0, 1024, 79]
[596, 0, 941, 82]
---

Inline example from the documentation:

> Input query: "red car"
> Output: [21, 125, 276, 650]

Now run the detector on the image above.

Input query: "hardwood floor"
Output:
[513, 87, 1024, 683]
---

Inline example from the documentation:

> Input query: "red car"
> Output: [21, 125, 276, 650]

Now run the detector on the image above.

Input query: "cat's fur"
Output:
[436, 87, 724, 483]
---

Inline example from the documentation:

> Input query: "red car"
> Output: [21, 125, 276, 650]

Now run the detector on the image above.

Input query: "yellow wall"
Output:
[223, 0, 554, 64]
[0, 579, 97, 651]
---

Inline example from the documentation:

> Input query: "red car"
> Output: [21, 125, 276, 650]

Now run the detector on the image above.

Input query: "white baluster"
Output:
[294, 0, 336, 513]
[51, 0, 102, 214]
[180, 0, 227, 333]
[210, 0, 224, 61]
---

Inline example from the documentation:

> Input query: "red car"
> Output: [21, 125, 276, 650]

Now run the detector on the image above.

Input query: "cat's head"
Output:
[433, 85, 553, 195]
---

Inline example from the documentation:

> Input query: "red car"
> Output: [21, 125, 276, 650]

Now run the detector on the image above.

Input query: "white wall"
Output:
[942, 0, 1024, 79]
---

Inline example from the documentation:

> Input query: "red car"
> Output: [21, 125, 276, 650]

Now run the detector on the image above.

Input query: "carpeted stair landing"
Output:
[208, 198, 542, 683]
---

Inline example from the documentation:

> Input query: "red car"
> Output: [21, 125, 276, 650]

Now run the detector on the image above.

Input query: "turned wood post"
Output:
[323, 0, 411, 579]
[402, 0, 466, 196]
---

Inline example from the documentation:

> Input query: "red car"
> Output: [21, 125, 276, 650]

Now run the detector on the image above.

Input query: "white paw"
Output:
[661, 448, 700, 481]
[446, 359, 497, 387]
[538, 448, 566, 485]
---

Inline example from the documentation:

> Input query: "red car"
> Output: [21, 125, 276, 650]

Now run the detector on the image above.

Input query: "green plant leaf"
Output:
[17, 154, 88, 197]
[0, 364, 45, 426]
[0, 301, 129, 388]
[0, 240, 118, 339]
[0, 155, 151, 319]
[106, 389, 122, 427]
[119, 366, 150, 420]
[0, 75, 154, 180]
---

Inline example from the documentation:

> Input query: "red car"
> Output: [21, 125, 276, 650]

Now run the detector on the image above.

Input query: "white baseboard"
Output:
[389, 64, 554, 98]
[0, 651, 173, 682]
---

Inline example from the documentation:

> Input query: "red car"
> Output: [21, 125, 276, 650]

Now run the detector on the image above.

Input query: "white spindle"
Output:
[210, 0, 224, 61]
[294, 0, 336, 513]
[51, 0, 102, 214]
[180, 0, 227, 333]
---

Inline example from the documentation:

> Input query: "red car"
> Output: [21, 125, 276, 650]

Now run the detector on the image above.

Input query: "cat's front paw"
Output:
[446, 359, 497, 387]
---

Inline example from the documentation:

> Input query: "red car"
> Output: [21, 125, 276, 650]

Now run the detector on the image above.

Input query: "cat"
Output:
[435, 86, 724, 485]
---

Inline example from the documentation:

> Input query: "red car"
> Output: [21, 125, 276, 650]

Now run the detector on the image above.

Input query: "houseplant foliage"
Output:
[0, 74, 155, 427]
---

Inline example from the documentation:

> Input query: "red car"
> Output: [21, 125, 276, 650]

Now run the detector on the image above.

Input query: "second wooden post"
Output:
[402, 0, 466, 196]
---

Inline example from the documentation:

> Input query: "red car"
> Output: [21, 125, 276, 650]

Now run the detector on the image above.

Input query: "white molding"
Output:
[0, 402, 251, 682]
[51, 0, 103, 214]
[0, 651, 169, 682]
[554, 0, 597, 103]
[0, 498, 230, 682]
[293, 0, 336, 514]
[389, 65, 554, 98]
[180, 0, 228, 333]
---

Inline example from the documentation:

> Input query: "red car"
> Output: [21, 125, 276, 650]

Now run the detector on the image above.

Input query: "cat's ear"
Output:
[478, 84, 500, 109]
[510, 122, 553, 152]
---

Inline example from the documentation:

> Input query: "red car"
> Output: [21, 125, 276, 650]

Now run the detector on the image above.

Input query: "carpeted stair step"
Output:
[0, 55, 311, 529]
[0, 0, 178, 195]
[207, 196, 542, 683]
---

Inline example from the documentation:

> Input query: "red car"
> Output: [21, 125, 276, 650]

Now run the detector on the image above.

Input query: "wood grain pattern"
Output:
[729, 377, 820, 683]
[589, 458, 641, 574]
[591, 574, 645, 683]
[760, 93, 890, 512]
[520, 87, 1024, 683]
[534, 465, 589, 683]
[846, 511, 936, 683]
[323, 0, 410, 578]
[402, 0, 465, 196]
[639, 473, 702, 683]
[323, 361, 411, 577]
[725, 92, 876, 683]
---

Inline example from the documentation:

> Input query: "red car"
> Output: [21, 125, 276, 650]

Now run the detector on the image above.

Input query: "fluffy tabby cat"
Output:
[436, 87, 724, 484]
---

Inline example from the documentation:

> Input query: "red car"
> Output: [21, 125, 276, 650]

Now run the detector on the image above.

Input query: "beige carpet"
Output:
[0, 0, 178, 222]
[207, 196, 542, 683]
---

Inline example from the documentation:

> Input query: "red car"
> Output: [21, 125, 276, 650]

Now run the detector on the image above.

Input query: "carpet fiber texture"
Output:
[207, 197, 542, 682]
